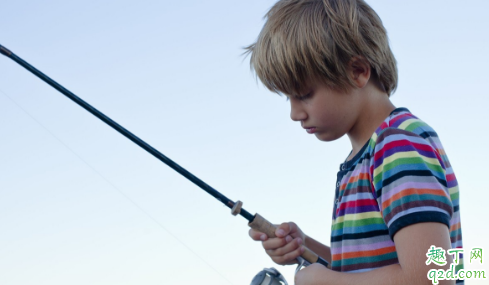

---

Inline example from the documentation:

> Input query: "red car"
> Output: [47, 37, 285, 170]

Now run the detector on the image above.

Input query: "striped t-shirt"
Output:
[330, 108, 463, 279]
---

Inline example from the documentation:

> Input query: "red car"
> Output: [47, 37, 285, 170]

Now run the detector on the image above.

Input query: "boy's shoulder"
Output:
[363, 107, 453, 191]
[366, 107, 445, 159]
[371, 107, 438, 144]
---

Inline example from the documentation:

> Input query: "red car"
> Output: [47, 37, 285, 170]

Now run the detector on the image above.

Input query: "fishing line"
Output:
[0, 88, 234, 285]
[0, 45, 329, 282]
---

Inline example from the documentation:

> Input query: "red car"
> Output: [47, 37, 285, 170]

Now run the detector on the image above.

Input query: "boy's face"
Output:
[288, 81, 362, 142]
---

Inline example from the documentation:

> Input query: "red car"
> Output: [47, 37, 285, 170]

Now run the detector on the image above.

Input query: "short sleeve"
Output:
[370, 128, 453, 239]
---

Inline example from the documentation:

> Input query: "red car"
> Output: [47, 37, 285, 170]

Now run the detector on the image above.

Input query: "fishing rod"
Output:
[0, 44, 328, 269]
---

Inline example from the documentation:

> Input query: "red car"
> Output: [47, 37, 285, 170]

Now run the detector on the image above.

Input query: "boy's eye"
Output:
[285, 92, 312, 101]
[297, 92, 312, 100]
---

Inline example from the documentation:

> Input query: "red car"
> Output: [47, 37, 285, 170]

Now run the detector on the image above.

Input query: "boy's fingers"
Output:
[279, 246, 304, 265]
[275, 222, 292, 237]
[266, 237, 303, 256]
[261, 236, 288, 250]
[268, 240, 304, 265]
[249, 229, 267, 241]
[285, 235, 293, 243]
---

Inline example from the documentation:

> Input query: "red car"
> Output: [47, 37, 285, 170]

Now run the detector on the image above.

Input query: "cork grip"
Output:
[248, 213, 319, 264]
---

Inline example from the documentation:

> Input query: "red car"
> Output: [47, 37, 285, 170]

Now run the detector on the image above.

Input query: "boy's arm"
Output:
[295, 222, 454, 285]
[304, 234, 332, 264]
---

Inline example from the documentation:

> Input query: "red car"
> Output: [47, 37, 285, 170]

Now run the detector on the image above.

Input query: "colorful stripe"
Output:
[330, 108, 463, 280]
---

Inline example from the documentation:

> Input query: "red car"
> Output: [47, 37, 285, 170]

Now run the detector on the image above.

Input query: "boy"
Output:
[246, 0, 463, 284]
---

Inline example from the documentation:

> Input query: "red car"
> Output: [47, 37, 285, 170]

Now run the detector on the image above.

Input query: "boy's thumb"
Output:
[275, 222, 292, 237]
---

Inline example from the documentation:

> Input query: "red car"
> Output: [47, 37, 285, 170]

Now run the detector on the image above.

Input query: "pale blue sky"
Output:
[1, 1, 488, 284]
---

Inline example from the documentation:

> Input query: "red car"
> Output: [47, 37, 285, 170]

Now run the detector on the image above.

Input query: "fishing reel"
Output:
[251, 257, 310, 285]
[251, 267, 288, 285]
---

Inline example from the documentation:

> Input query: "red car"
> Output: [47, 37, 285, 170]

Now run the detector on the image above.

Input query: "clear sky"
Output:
[1, 1, 488, 284]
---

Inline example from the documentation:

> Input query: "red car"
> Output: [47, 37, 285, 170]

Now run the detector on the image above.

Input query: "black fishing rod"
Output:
[0, 44, 328, 268]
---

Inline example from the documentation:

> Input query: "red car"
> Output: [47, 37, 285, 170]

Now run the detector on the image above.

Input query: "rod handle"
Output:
[248, 213, 326, 266]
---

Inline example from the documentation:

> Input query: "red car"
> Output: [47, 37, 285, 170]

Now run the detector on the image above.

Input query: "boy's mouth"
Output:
[304, 127, 317, 134]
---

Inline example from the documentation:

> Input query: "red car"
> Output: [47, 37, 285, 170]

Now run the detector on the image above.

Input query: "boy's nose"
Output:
[289, 100, 307, 122]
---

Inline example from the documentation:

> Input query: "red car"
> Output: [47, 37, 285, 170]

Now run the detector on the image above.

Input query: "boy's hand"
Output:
[249, 222, 306, 265]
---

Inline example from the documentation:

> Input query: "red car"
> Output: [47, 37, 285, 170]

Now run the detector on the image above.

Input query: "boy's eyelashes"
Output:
[299, 92, 312, 99]
[285, 92, 312, 101]
[294, 93, 313, 100]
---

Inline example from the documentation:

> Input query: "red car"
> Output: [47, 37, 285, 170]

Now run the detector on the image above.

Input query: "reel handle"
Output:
[248, 213, 329, 268]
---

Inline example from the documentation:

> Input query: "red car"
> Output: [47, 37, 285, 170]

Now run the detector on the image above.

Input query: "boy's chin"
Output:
[315, 132, 344, 142]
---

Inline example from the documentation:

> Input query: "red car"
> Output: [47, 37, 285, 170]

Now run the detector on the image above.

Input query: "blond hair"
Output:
[246, 0, 398, 96]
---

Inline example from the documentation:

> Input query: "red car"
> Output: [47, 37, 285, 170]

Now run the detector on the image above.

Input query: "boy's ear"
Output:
[348, 56, 371, 88]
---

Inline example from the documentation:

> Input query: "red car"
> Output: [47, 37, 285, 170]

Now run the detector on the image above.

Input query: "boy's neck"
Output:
[346, 84, 395, 161]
